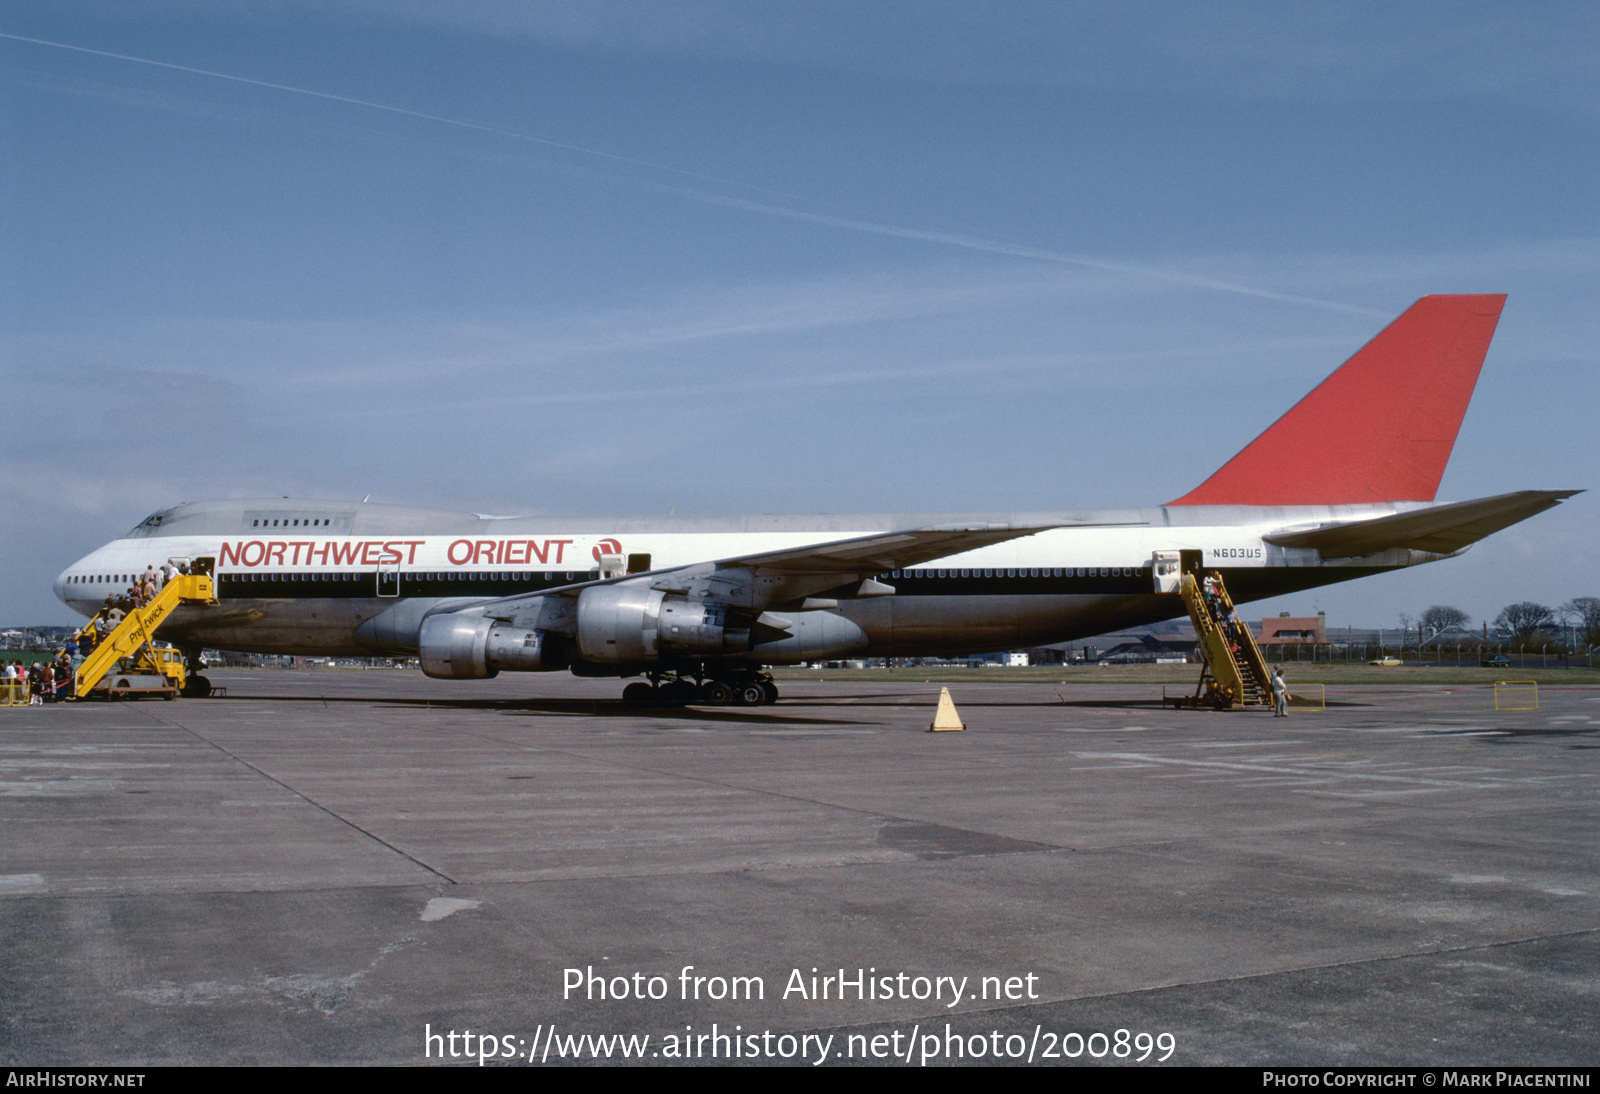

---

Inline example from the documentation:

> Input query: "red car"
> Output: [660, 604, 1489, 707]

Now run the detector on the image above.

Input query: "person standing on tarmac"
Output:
[53, 652, 71, 702]
[1272, 666, 1291, 717]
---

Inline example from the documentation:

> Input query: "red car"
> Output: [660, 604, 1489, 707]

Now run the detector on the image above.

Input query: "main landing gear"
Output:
[621, 671, 779, 706]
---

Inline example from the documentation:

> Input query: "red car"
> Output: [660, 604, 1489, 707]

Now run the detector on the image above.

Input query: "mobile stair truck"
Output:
[1156, 550, 1272, 711]
[71, 573, 217, 700]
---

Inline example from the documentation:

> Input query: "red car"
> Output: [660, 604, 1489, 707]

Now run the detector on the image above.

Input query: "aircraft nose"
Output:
[56, 552, 96, 609]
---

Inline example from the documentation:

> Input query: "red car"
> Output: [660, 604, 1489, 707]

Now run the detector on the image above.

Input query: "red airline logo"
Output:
[220, 540, 424, 568]
[217, 538, 577, 568]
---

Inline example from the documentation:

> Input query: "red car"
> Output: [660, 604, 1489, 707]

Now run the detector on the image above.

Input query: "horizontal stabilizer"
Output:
[1263, 490, 1579, 558]
[1170, 295, 1506, 506]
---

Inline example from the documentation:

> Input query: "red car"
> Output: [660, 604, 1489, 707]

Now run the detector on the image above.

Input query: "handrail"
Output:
[73, 575, 215, 698]
[1179, 570, 1271, 708]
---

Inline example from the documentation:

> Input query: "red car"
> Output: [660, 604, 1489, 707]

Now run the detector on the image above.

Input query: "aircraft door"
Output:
[377, 567, 399, 597]
[1151, 551, 1181, 593]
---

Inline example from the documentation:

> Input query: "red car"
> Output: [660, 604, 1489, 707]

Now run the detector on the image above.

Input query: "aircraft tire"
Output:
[182, 675, 213, 699]
[622, 681, 654, 704]
[761, 681, 779, 704]
[704, 680, 736, 704]
[736, 681, 767, 706]
[660, 680, 698, 703]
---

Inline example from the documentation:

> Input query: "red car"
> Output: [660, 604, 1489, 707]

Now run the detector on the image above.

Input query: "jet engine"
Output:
[418, 614, 563, 679]
[575, 584, 750, 664]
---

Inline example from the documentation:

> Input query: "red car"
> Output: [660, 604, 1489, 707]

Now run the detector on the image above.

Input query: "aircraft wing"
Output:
[475, 520, 1142, 627]
[703, 522, 1073, 574]
[1263, 490, 1579, 558]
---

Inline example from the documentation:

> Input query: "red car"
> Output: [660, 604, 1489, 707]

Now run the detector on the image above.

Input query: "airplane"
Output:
[54, 294, 1576, 702]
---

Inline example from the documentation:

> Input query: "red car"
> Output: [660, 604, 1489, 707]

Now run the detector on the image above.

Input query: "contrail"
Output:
[0, 31, 824, 206]
[691, 193, 1386, 315]
[2, 31, 1381, 316]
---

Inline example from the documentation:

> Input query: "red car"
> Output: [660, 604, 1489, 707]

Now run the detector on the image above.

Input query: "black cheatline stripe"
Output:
[206, 565, 1400, 602]
[214, 570, 587, 600]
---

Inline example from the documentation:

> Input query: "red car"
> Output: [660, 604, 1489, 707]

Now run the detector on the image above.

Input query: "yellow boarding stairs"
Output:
[1179, 570, 1273, 710]
[72, 574, 216, 699]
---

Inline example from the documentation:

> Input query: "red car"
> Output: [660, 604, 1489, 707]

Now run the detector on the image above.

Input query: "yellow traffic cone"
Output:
[929, 687, 965, 732]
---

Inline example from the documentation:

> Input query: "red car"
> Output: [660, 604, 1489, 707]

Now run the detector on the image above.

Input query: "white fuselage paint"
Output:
[54, 498, 1438, 663]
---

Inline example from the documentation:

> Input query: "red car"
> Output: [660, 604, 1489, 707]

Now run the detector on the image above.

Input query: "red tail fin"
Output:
[1168, 294, 1506, 507]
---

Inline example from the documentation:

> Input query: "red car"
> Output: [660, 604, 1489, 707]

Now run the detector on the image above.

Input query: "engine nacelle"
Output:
[576, 584, 751, 664]
[418, 614, 562, 679]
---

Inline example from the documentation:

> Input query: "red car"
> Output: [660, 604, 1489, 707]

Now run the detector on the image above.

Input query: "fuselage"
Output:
[57, 497, 1440, 664]
[54, 296, 1561, 682]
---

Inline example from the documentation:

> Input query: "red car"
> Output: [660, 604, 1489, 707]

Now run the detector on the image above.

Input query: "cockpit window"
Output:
[126, 508, 177, 537]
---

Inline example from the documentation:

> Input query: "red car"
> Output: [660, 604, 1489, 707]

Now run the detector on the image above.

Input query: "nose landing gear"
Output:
[178, 647, 213, 698]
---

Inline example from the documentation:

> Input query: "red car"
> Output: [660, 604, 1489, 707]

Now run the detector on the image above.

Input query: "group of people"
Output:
[112, 564, 173, 612]
[4, 564, 190, 705]
[1199, 574, 1251, 656]
[85, 563, 186, 643]
[1198, 572, 1292, 715]
[4, 647, 82, 705]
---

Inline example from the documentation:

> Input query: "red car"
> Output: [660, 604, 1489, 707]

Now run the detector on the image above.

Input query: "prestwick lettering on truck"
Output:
[217, 539, 574, 568]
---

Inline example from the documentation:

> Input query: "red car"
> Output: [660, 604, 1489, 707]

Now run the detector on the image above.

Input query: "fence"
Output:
[1256, 643, 1594, 669]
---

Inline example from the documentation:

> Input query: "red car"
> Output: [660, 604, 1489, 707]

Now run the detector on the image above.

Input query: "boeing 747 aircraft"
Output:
[55, 295, 1575, 702]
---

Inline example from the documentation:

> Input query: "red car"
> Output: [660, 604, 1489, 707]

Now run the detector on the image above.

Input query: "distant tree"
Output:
[1420, 605, 1470, 636]
[1561, 597, 1600, 648]
[1494, 602, 1555, 647]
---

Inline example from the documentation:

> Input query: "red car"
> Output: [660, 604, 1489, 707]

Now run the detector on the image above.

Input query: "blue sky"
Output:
[2, 2, 1596, 633]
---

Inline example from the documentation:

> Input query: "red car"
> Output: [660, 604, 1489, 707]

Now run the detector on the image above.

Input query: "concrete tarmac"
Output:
[1, 671, 1595, 1066]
